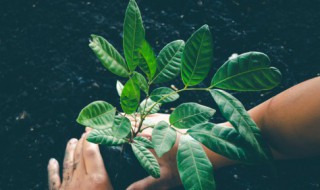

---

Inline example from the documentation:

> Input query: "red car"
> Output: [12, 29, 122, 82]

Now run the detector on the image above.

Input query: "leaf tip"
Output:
[202, 24, 209, 29]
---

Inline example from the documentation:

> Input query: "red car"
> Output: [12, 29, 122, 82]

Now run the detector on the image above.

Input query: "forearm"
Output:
[258, 77, 320, 158]
[203, 77, 320, 168]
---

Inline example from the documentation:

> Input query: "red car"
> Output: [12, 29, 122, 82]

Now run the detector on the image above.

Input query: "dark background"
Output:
[1, 0, 320, 189]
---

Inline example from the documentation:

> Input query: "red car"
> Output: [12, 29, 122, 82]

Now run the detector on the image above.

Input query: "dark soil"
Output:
[1, 0, 320, 189]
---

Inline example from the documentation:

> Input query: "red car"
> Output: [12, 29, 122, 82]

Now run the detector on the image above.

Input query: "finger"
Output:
[61, 138, 78, 187]
[73, 133, 87, 176]
[83, 132, 106, 174]
[85, 127, 92, 132]
[47, 158, 61, 190]
[137, 132, 152, 140]
[127, 176, 167, 190]
[147, 113, 170, 122]
[127, 168, 181, 190]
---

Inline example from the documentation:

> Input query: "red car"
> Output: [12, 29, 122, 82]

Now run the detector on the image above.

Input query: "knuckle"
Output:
[63, 161, 73, 170]
[68, 138, 78, 144]
[84, 147, 97, 158]
[89, 174, 107, 186]
[67, 139, 77, 149]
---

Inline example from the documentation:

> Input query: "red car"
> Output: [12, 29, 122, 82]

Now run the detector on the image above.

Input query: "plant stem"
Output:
[140, 125, 155, 132]
[133, 86, 210, 137]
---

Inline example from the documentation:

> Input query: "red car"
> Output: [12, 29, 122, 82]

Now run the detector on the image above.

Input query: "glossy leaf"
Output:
[139, 40, 157, 80]
[169, 103, 215, 129]
[188, 123, 261, 163]
[134, 136, 154, 149]
[132, 72, 149, 95]
[77, 101, 116, 129]
[138, 98, 161, 115]
[181, 25, 213, 87]
[120, 78, 140, 114]
[112, 115, 131, 138]
[89, 35, 129, 77]
[152, 121, 176, 158]
[131, 143, 160, 178]
[209, 89, 271, 161]
[116, 80, 124, 96]
[150, 87, 179, 103]
[87, 129, 127, 145]
[211, 52, 282, 91]
[123, 0, 145, 71]
[177, 135, 215, 190]
[151, 40, 185, 84]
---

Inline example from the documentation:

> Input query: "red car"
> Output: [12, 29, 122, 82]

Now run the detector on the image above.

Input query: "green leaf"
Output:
[120, 77, 140, 114]
[152, 121, 176, 158]
[181, 25, 214, 87]
[89, 35, 129, 77]
[177, 135, 215, 190]
[132, 72, 149, 95]
[211, 52, 282, 91]
[123, 0, 145, 71]
[150, 87, 179, 103]
[209, 89, 271, 161]
[116, 80, 124, 96]
[138, 98, 161, 115]
[112, 115, 131, 138]
[134, 136, 154, 149]
[188, 123, 260, 163]
[169, 103, 215, 129]
[139, 40, 157, 80]
[77, 101, 116, 129]
[131, 143, 160, 178]
[87, 129, 127, 145]
[151, 40, 185, 84]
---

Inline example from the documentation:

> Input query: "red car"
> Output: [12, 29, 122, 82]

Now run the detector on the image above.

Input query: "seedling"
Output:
[76, 0, 281, 189]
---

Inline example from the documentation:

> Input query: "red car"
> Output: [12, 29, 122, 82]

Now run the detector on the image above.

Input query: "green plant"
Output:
[76, 0, 282, 189]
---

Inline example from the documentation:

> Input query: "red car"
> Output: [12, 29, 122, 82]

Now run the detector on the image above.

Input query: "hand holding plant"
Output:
[76, 0, 282, 189]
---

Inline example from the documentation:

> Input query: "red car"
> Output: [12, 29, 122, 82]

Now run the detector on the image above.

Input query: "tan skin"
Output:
[48, 77, 320, 190]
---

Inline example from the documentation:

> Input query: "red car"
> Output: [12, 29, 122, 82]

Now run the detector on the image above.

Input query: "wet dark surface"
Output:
[1, 0, 320, 189]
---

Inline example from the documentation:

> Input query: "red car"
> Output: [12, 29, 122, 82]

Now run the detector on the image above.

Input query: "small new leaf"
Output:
[116, 80, 124, 96]
[77, 101, 116, 129]
[170, 102, 215, 129]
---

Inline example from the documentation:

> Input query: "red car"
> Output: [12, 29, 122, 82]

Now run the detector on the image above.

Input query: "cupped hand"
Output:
[47, 130, 113, 190]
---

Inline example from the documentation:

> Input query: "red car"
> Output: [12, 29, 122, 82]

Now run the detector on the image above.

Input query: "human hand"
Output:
[47, 130, 113, 190]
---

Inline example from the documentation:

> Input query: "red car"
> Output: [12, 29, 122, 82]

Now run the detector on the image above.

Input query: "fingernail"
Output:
[49, 158, 56, 165]
[69, 138, 78, 144]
